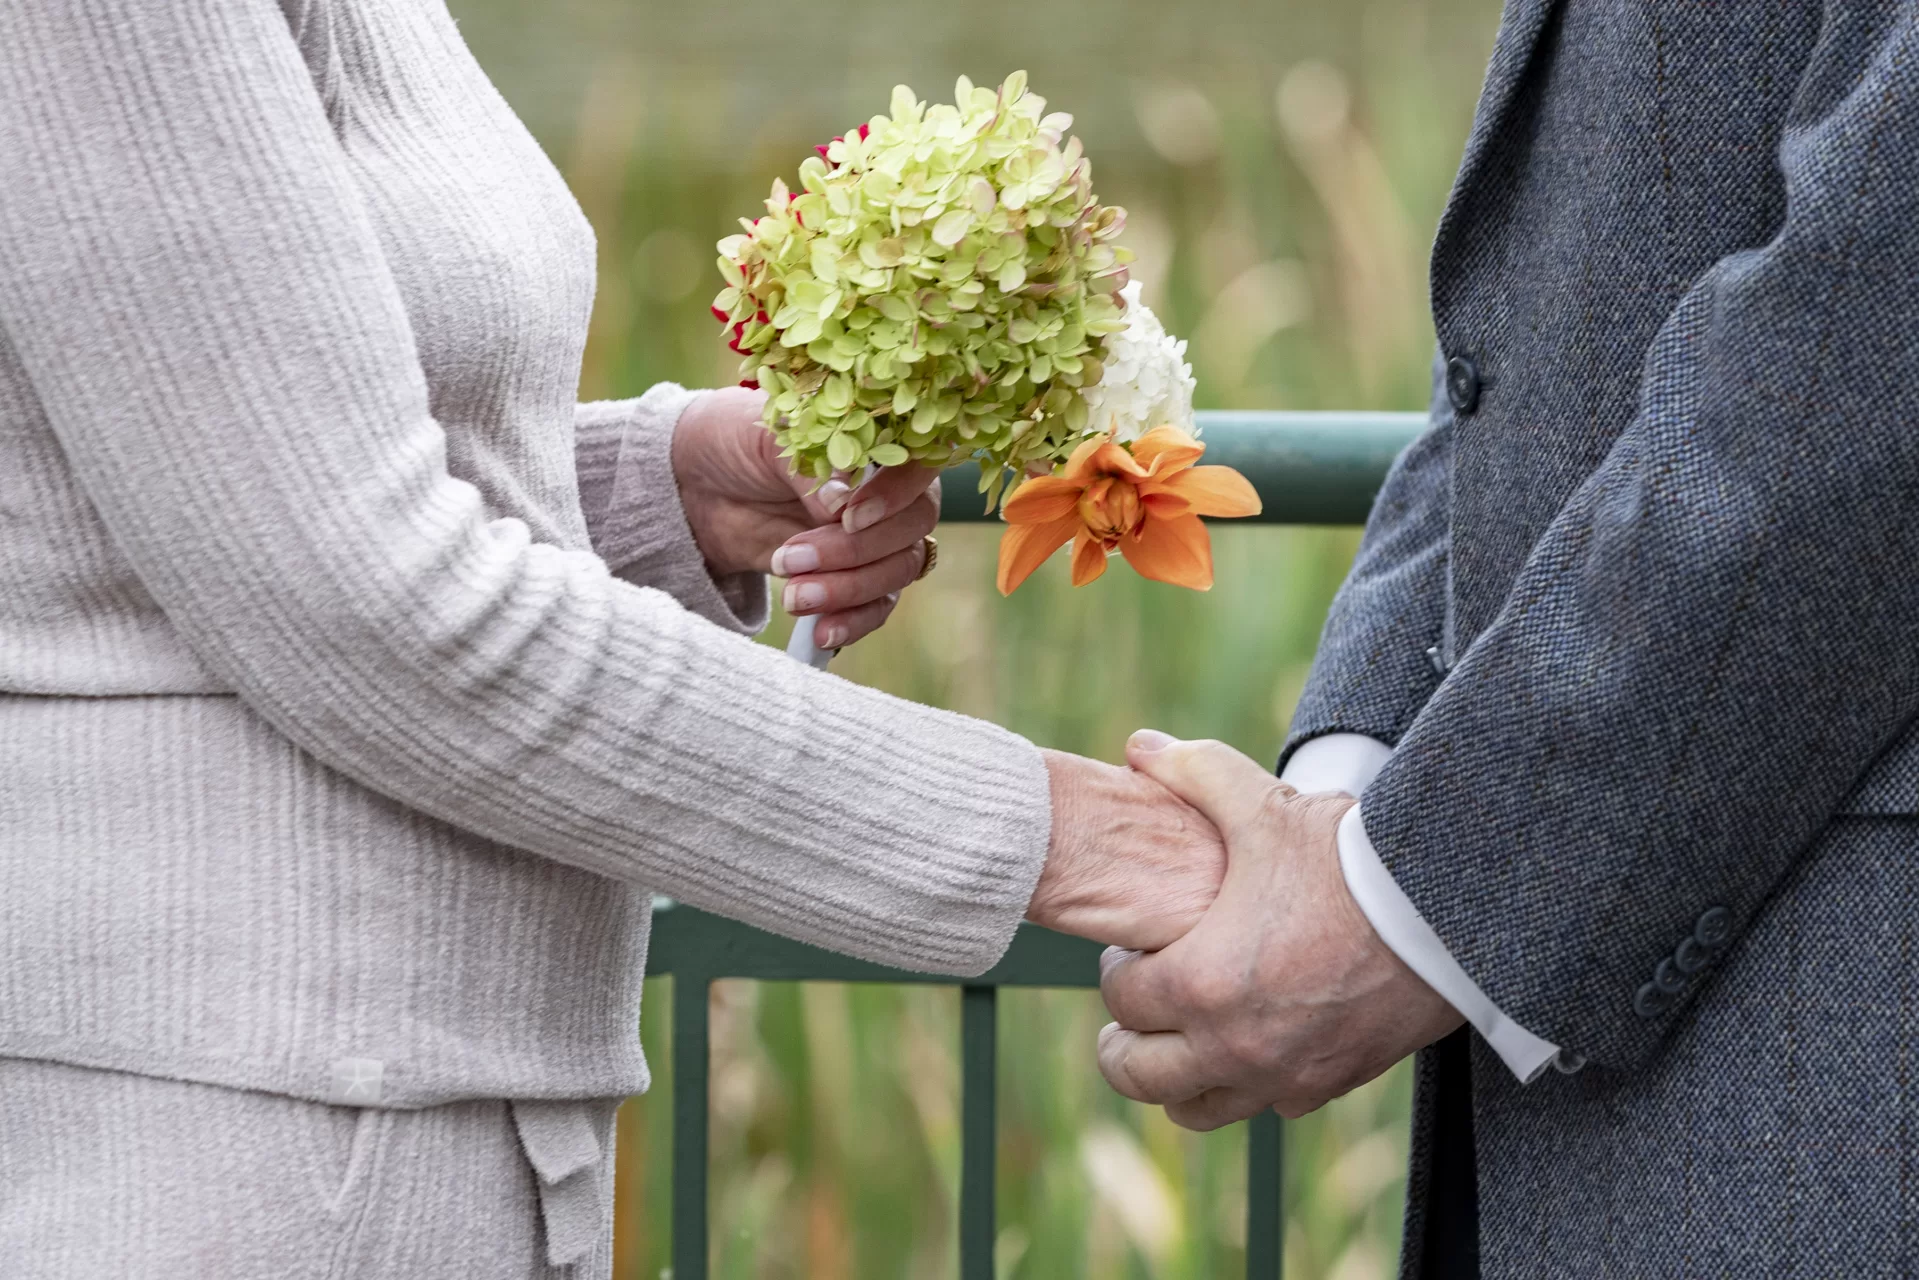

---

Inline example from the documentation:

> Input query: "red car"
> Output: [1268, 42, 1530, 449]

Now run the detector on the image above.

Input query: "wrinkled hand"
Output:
[672, 387, 939, 648]
[1026, 749, 1228, 953]
[1096, 733, 1462, 1129]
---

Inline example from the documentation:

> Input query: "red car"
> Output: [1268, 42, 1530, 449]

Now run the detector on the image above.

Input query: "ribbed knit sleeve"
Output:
[0, 0, 1048, 976]
[573, 387, 770, 635]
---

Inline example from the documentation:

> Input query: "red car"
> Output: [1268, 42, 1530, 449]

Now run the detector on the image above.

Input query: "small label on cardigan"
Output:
[329, 1057, 384, 1105]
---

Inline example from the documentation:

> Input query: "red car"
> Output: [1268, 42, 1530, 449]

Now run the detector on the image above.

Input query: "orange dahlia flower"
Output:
[996, 426, 1261, 594]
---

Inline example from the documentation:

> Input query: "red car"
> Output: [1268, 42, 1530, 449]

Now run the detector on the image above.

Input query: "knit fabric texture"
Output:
[0, 0, 1051, 1107]
[0, 1056, 617, 1278]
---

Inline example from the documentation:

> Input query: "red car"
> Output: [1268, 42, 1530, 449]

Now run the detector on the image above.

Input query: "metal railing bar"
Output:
[637, 411, 1422, 1274]
[937, 410, 1425, 525]
[639, 402, 1426, 1276]
[959, 985, 999, 1280]
[646, 903, 1109, 989]
[1247, 1110, 1284, 1279]
[670, 970, 712, 1280]
[650, 907, 1295, 1278]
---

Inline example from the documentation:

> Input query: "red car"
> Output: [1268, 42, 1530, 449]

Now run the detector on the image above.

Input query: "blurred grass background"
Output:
[446, 1, 1502, 1274]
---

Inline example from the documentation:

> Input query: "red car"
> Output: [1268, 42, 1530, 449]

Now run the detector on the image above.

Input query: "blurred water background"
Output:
[446, 1, 1502, 1274]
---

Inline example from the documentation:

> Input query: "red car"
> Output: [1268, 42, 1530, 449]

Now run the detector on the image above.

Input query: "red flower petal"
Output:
[710, 305, 729, 324]
[739, 378, 760, 389]
[857, 122, 871, 140]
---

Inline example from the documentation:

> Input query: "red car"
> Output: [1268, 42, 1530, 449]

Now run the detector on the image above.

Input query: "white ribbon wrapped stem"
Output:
[783, 465, 876, 669]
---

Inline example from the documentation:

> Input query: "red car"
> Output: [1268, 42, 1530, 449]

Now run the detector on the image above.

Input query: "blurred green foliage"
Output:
[448, 1, 1501, 1274]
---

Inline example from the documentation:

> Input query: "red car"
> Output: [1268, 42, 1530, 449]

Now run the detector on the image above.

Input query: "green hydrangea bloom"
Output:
[712, 72, 1134, 507]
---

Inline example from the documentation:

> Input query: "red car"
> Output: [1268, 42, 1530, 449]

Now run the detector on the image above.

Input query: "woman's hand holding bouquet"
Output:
[672, 385, 939, 650]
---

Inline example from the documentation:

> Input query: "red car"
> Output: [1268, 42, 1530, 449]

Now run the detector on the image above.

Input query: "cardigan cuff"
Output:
[575, 385, 769, 635]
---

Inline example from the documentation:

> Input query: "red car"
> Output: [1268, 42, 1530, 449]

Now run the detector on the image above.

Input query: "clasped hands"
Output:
[1032, 733, 1463, 1129]
[676, 389, 1461, 1123]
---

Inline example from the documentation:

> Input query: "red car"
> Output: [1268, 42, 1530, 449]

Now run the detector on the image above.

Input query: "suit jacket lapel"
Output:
[1431, 0, 1563, 267]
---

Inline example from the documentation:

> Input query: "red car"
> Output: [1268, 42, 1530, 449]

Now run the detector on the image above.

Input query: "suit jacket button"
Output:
[1695, 906, 1733, 948]
[1634, 982, 1671, 1019]
[1673, 935, 1710, 974]
[1653, 957, 1686, 994]
[1445, 355, 1481, 413]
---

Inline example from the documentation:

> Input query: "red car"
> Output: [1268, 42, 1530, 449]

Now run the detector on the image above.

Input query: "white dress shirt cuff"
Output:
[1280, 733, 1394, 797]
[1279, 733, 1570, 1084]
[1337, 805, 1564, 1083]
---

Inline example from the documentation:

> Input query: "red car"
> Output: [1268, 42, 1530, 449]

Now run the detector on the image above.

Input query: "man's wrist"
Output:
[1337, 804, 1566, 1082]
[1315, 796, 1464, 1047]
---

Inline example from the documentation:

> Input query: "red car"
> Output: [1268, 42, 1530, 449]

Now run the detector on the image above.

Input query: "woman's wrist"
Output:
[1028, 749, 1092, 930]
[669, 387, 774, 577]
[1029, 749, 1227, 951]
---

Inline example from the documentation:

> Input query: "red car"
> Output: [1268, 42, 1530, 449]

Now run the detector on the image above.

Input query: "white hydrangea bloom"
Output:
[1081, 280, 1198, 443]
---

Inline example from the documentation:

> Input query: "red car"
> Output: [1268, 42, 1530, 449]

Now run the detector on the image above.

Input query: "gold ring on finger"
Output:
[914, 535, 939, 582]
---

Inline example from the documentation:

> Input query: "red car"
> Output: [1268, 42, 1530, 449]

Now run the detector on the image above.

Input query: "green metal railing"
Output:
[643, 410, 1427, 1280]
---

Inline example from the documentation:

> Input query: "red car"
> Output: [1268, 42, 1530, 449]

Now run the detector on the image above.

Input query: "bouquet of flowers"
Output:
[712, 72, 1259, 661]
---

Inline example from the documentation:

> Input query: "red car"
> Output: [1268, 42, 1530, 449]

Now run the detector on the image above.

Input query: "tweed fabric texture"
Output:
[1280, 353, 1452, 753]
[1370, 0, 1919, 1065]
[0, 1057, 616, 1279]
[1282, 0, 1919, 1274]
[1472, 818, 1919, 1274]
[0, 0, 1052, 1108]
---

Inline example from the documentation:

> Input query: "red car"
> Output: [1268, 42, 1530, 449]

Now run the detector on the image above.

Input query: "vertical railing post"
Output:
[958, 984, 998, 1280]
[1245, 1110, 1283, 1279]
[672, 972, 712, 1280]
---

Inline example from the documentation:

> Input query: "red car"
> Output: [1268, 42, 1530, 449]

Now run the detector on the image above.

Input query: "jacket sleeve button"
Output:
[1634, 982, 1672, 1019]
[1673, 935, 1711, 974]
[1694, 906, 1733, 948]
[1653, 957, 1686, 994]
[1445, 355, 1482, 414]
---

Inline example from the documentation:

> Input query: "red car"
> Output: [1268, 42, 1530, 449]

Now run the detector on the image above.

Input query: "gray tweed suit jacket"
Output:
[1281, 2, 1919, 1273]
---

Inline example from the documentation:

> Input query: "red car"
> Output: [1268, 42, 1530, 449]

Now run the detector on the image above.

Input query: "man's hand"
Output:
[672, 387, 939, 648]
[1096, 733, 1463, 1129]
[1026, 749, 1228, 953]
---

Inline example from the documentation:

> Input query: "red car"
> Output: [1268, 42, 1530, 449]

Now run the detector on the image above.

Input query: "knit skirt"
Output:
[0, 1057, 619, 1279]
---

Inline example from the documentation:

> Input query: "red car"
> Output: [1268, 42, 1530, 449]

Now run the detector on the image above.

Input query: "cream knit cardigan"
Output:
[0, 0, 1050, 1107]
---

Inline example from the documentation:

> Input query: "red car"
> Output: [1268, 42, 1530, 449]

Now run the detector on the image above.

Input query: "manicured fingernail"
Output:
[783, 582, 826, 613]
[816, 624, 843, 649]
[842, 500, 885, 533]
[885, 591, 900, 605]
[818, 480, 853, 512]
[770, 543, 820, 577]
[1129, 729, 1176, 753]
